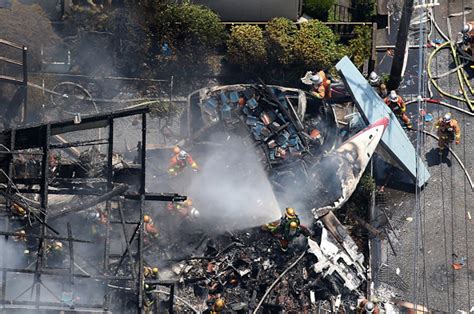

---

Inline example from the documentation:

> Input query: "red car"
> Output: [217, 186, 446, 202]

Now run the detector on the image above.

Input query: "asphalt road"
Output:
[378, 0, 474, 312]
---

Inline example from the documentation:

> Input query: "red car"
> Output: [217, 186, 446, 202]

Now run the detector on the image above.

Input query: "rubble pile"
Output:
[150, 224, 362, 312]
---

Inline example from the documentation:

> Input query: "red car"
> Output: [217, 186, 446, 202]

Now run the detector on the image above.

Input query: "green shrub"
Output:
[304, 0, 336, 21]
[265, 18, 297, 67]
[292, 20, 347, 70]
[227, 25, 268, 71]
[348, 25, 372, 67]
[148, 3, 225, 62]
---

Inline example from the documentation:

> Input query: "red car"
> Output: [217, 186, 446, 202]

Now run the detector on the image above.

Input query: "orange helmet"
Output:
[290, 221, 298, 230]
[143, 215, 151, 223]
[173, 146, 181, 154]
[310, 129, 321, 139]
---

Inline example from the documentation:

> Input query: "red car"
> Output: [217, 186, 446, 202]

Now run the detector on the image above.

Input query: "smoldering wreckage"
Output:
[0, 59, 426, 313]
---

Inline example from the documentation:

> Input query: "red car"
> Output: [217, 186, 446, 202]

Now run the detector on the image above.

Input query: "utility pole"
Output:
[387, 0, 415, 91]
[22, 46, 28, 123]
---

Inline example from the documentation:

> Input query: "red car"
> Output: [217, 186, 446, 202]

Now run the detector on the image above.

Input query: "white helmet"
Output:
[364, 301, 375, 313]
[442, 113, 452, 123]
[462, 24, 472, 33]
[388, 90, 399, 102]
[177, 150, 188, 160]
[88, 211, 100, 220]
[310, 74, 323, 85]
[190, 208, 200, 219]
[368, 71, 380, 85]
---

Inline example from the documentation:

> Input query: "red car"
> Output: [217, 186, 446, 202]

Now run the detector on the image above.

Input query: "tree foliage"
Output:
[0, 0, 61, 71]
[292, 20, 347, 70]
[304, 0, 335, 21]
[227, 25, 267, 70]
[265, 18, 296, 67]
[352, 0, 376, 22]
[147, 3, 225, 62]
[65, 5, 110, 32]
[348, 26, 372, 67]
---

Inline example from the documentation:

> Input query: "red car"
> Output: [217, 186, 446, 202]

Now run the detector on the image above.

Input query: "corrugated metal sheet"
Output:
[191, 0, 302, 22]
[336, 56, 430, 187]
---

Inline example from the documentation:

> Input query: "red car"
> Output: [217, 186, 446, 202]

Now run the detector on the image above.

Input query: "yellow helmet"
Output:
[214, 298, 225, 310]
[143, 215, 151, 223]
[152, 267, 159, 274]
[183, 199, 193, 207]
[173, 146, 181, 154]
[290, 221, 298, 229]
[285, 207, 296, 218]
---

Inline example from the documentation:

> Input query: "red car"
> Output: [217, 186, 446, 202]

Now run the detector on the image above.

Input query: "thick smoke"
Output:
[184, 134, 281, 232]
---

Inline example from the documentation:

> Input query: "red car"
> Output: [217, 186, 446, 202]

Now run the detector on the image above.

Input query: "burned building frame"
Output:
[0, 105, 185, 312]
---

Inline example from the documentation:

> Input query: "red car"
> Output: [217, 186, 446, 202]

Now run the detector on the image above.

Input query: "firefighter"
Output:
[434, 113, 461, 150]
[47, 241, 64, 266]
[368, 71, 388, 98]
[143, 266, 159, 307]
[168, 146, 198, 176]
[11, 203, 27, 218]
[263, 207, 311, 252]
[167, 199, 200, 220]
[49, 153, 61, 176]
[87, 208, 107, 238]
[209, 297, 225, 314]
[13, 229, 26, 242]
[143, 214, 159, 242]
[309, 70, 332, 99]
[384, 91, 412, 128]
[357, 299, 380, 314]
[461, 22, 474, 60]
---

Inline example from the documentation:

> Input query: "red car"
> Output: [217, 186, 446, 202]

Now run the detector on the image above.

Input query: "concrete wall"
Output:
[191, 0, 302, 22]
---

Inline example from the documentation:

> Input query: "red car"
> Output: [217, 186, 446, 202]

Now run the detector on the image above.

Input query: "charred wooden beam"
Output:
[119, 201, 137, 279]
[0, 267, 133, 281]
[1, 106, 150, 150]
[113, 223, 140, 276]
[50, 139, 108, 149]
[0, 75, 23, 85]
[349, 211, 383, 238]
[138, 113, 146, 309]
[67, 223, 75, 289]
[0, 300, 104, 312]
[124, 193, 186, 202]
[0, 190, 59, 234]
[35, 123, 50, 308]
[0, 39, 23, 50]
[45, 184, 128, 222]
[14, 188, 104, 196]
[0, 230, 92, 243]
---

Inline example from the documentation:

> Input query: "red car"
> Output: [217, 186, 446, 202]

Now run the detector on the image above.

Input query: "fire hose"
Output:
[409, 129, 474, 189]
[426, 12, 474, 109]
[405, 98, 474, 116]
[427, 41, 474, 108]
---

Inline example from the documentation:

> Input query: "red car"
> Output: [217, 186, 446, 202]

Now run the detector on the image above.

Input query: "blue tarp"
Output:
[336, 56, 430, 187]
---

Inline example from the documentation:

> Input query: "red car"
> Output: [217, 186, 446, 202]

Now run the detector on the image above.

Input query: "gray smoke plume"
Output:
[183, 133, 281, 232]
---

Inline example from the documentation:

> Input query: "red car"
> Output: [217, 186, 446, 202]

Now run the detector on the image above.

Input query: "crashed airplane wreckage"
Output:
[182, 83, 389, 290]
